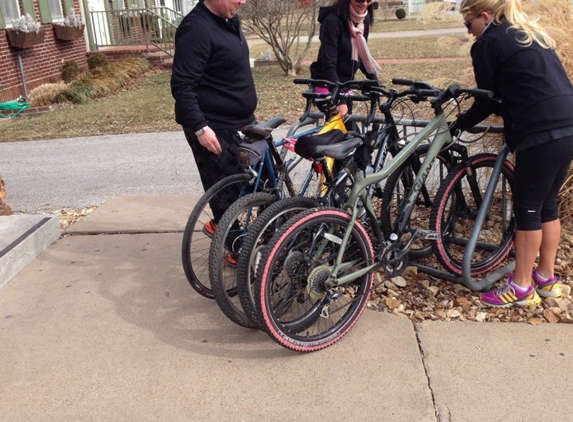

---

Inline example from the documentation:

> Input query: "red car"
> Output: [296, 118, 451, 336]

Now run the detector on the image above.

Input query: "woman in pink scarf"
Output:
[310, 0, 380, 117]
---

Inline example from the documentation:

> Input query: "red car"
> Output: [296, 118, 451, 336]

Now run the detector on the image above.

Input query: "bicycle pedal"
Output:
[416, 230, 440, 240]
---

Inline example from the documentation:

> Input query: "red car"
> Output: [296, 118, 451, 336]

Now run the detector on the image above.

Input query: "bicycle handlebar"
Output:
[427, 83, 494, 114]
[293, 78, 381, 92]
[391, 78, 437, 91]
[294, 78, 383, 125]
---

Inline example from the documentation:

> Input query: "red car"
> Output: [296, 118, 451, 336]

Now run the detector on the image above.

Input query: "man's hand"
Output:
[197, 127, 222, 155]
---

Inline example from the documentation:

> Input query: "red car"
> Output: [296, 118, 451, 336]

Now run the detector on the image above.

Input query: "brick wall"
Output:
[0, 24, 88, 102]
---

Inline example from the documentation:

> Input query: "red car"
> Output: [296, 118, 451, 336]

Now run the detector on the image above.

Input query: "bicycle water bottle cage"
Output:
[241, 117, 286, 143]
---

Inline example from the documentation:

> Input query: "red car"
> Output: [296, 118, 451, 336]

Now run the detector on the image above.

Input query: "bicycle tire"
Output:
[254, 207, 374, 352]
[380, 144, 453, 258]
[429, 153, 515, 276]
[236, 196, 320, 328]
[181, 173, 256, 299]
[209, 192, 276, 328]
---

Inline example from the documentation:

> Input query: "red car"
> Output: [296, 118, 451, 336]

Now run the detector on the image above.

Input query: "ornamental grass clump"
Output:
[417, 2, 458, 22]
[55, 57, 152, 103]
[29, 57, 152, 105]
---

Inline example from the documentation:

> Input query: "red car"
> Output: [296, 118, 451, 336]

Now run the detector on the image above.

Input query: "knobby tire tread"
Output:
[429, 153, 515, 276]
[181, 173, 254, 299]
[254, 208, 374, 352]
[209, 192, 276, 328]
[236, 196, 320, 328]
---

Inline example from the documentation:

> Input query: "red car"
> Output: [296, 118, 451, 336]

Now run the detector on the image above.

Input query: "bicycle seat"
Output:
[314, 136, 364, 160]
[295, 130, 363, 160]
[241, 117, 286, 142]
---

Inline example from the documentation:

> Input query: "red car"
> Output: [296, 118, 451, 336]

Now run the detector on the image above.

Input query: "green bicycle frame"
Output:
[330, 111, 453, 286]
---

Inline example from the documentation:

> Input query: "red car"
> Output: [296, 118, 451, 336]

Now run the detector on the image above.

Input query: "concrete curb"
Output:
[0, 214, 60, 289]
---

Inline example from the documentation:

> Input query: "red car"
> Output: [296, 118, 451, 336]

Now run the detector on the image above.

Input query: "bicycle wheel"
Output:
[380, 144, 453, 258]
[430, 153, 515, 276]
[255, 208, 374, 352]
[209, 192, 276, 328]
[236, 196, 320, 328]
[181, 173, 256, 299]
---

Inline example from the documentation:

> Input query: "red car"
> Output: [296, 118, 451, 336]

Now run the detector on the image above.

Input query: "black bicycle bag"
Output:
[238, 139, 267, 167]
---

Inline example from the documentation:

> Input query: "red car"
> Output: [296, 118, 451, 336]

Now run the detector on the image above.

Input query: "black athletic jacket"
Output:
[171, 1, 257, 132]
[457, 20, 573, 152]
[310, 6, 377, 83]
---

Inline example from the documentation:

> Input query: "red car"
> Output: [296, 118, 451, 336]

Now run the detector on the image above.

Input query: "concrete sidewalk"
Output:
[1, 194, 572, 421]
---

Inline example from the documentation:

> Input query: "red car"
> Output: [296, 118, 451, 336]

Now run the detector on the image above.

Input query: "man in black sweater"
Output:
[171, 0, 256, 229]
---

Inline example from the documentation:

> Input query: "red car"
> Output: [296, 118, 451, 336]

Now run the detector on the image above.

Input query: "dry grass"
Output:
[27, 82, 67, 107]
[254, 59, 470, 125]
[250, 33, 468, 62]
[27, 58, 152, 106]
[416, 2, 459, 22]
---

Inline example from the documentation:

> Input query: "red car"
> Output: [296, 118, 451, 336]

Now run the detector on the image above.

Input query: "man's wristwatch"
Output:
[194, 126, 208, 136]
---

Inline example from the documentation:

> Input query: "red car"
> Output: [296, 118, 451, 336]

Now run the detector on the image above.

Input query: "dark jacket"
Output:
[457, 20, 573, 152]
[310, 6, 376, 83]
[171, 0, 257, 132]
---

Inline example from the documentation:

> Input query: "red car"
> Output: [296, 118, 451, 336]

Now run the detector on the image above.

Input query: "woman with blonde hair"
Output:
[452, 0, 573, 307]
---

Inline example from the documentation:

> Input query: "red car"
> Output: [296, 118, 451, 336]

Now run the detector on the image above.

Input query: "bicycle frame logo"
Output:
[396, 146, 437, 233]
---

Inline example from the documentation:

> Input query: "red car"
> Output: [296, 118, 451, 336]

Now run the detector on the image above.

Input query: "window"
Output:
[47, 0, 63, 21]
[1, 0, 21, 26]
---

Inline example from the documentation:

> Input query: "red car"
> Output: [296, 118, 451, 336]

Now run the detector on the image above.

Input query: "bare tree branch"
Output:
[241, 0, 320, 75]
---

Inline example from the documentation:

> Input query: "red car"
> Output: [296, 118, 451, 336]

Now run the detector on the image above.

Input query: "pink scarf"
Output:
[348, 6, 381, 75]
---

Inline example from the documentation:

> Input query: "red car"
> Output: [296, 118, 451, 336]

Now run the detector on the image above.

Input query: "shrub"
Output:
[56, 57, 152, 104]
[60, 60, 80, 83]
[27, 82, 66, 106]
[87, 52, 108, 71]
[395, 8, 406, 20]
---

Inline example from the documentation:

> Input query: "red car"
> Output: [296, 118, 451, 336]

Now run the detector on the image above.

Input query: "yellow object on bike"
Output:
[317, 111, 347, 194]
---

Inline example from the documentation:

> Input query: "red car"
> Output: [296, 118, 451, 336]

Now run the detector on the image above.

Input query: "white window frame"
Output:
[1, 0, 22, 27]
[47, 0, 64, 22]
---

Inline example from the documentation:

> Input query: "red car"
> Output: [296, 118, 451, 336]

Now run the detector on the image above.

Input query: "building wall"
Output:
[0, 4, 88, 102]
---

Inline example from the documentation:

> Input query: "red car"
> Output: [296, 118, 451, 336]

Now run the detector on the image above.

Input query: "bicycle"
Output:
[252, 83, 501, 351]
[234, 78, 464, 329]
[181, 116, 305, 299]
[208, 79, 382, 327]
[181, 84, 371, 300]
